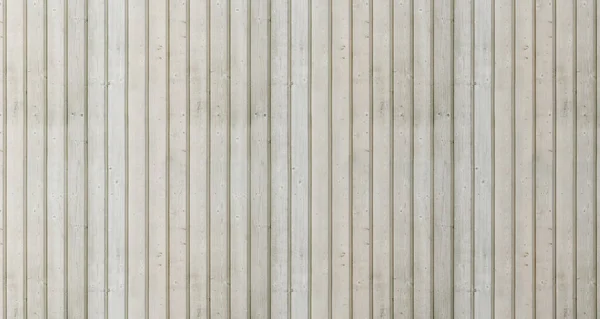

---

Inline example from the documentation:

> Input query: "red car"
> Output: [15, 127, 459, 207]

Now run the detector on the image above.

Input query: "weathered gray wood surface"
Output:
[0, 0, 595, 317]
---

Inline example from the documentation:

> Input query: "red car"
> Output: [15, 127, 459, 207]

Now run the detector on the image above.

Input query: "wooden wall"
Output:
[0, 0, 596, 318]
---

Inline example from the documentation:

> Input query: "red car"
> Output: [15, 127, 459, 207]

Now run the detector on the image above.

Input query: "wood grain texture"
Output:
[0, 0, 593, 318]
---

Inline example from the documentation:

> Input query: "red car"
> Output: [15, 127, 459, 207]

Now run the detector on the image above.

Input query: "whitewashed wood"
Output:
[127, 0, 147, 317]
[1, 1, 597, 317]
[189, 0, 209, 317]
[331, 0, 351, 316]
[535, 0, 555, 317]
[473, 0, 493, 316]
[47, 0, 68, 316]
[250, 0, 270, 317]
[290, 0, 310, 316]
[167, 0, 188, 317]
[555, 1, 576, 317]
[6, 0, 26, 317]
[413, 0, 433, 317]
[351, 0, 371, 318]
[493, 0, 514, 317]
[576, 0, 596, 316]
[0, 0, 4, 315]
[597, 0, 600, 314]
[515, 0, 535, 317]
[67, 0, 86, 316]
[26, 0, 46, 317]
[372, 0, 392, 316]
[107, 0, 127, 316]
[269, 0, 291, 316]
[189, 1, 211, 316]
[392, 0, 414, 317]
[87, 0, 108, 315]
[433, 0, 453, 316]
[209, 0, 229, 316]
[310, 0, 330, 316]
[229, 0, 249, 317]
[148, 0, 168, 318]
[452, 0, 473, 317]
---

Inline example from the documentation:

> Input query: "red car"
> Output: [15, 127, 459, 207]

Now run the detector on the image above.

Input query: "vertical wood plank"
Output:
[209, 0, 229, 316]
[452, 0, 473, 316]
[493, 0, 514, 317]
[148, 0, 168, 316]
[47, 0, 67, 316]
[515, 0, 535, 317]
[67, 0, 87, 316]
[250, 0, 270, 316]
[310, 0, 330, 316]
[87, 0, 108, 316]
[167, 0, 188, 317]
[576, 0, 596, 316]
[229, 0, 249, 317]
[535, 0, 555, 317]
[597, 0, 600, 312]
[6, 0, 26, 316]
[331, 0, 351, 316]
[473, 0, 493, 316]
[351, 0, 371, 317]
[189, 0, 209, 317]
[290, 0, 310, 316]
[392, 0, 414, 316]
[127, 0, 148, 317]
[413, 0, 432, 316]
[107, 0, 127, 315]
[0, 0, 4, 314]
[269, 0, 290, 315]
[555, 0, 576, 317]
[372, 0, 392, 315]
[26, 0, 46, 316]
[432, 0, 453, 315]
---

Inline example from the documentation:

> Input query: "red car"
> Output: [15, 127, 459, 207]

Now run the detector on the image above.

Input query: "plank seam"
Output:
[144, 0, 150, 317]
[84, 0, 90, 316]
[368, 0, 374, 316]
[43, 0, 49, 316]
[185, 0, 191, 317]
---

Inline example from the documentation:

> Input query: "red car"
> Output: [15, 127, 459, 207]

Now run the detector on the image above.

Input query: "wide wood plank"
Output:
[310, 0, 330, 316]
[433, 0, 453, 315]
[167, 0, 189, 316]
[127, 0, 148, 317]
[6, 0, 26, 316]
[229, 0, 249, 317]
[26, 0, 46, 316]
[372, 0, 393, 315]
[473, 0, 493, 316]
[493, 0, 514, 317]
[535, 0, 555, 317]
[452, 0, 474, 317]
[351, 0, 371, 317]
[209, 0, 230, 316]
[189, 0, 209, 317]
[555, 1, 576, 317]
[576, 0, 597, 316]
[87, 0, 108, 316]
[392, 0, 414, 317]
[413, 0, 433, 316]
[331, 0, 352, 317]
[107, 0, 127, 315]
[250, 0, 270, 316]
[290, 0, 310, 316]
[269, 0, 291, 316]
[47, 0, 68, 316]
[515, 0, 535, 317]
[148, 0, 169, 318]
